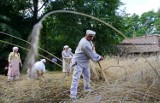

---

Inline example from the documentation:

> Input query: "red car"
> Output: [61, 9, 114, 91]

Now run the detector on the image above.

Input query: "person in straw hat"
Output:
[62, 45, 73, 76]
[70, 30, 104, 100]
[7, 46, 22, 81]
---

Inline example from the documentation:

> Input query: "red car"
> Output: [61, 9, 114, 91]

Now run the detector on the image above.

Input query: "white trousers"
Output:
[70, 64, 91, 98]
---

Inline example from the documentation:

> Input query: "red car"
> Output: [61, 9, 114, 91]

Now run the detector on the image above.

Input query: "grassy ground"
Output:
[0, 72, 77, 103]
[0, 54, 160, 103]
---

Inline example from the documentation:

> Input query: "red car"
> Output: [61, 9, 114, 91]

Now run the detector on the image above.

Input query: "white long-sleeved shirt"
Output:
[33, 61, 46, 73]
[62, 50, 72, 59]
[72, 37, 101, 68]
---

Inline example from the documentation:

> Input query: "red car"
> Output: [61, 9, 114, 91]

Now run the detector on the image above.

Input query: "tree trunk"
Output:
[32, 0, 39, 25]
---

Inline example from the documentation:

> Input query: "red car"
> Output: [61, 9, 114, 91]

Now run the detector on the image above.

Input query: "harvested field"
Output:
[0, 54, 160, 103]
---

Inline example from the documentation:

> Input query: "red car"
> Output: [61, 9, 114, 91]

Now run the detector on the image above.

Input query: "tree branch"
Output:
[38, 0, 48, 12]
[29, 0, 34, 12]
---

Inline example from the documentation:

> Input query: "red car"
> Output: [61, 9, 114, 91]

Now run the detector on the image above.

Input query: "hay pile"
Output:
[76, 82, 160, 103]
[77, 54, 160, 102]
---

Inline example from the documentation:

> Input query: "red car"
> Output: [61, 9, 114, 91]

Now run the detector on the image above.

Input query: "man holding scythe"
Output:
[70, 30, 104, 99]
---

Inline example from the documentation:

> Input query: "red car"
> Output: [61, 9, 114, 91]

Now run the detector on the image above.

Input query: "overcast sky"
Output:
[120, 0, 160, 15]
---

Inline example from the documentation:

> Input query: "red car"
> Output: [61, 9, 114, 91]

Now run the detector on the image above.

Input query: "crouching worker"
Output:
[27, 59, 46, 79]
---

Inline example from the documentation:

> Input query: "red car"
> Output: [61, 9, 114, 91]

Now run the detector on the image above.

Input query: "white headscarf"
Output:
[40, 59, 46, 63]
[86, 30, 96, 36]
[13, 47, 18, 51]
[63, 45, 69, 49]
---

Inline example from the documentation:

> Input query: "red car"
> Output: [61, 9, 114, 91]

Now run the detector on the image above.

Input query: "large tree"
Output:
[40, 0, 125, 59]
[0, 0, 50, 73]
[123, 10, 160, 38]
[0, 0, 127, 72]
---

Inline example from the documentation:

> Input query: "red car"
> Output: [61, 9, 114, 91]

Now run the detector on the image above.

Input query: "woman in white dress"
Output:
[62, 45, 72, 76]
[8, 47, 22, 81]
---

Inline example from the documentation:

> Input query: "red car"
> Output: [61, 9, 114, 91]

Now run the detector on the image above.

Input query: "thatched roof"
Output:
[118, 34, 160, 53]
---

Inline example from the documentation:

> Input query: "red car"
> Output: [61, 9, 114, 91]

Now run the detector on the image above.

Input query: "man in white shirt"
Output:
[70, 30, 104, 99]
[27, 59, 46, 79]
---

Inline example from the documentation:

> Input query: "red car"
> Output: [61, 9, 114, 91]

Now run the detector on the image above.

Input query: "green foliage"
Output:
[0, 0, 52, 73]
[123, 14, 139, 37]
[123, 10, 160, 38]
[0, 0, 140, 72]
[0, 0, 32, 74]
[40, 0, 124, 59]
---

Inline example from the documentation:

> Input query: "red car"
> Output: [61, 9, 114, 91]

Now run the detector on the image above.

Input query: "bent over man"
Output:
[27, 59, 46, 79]
[70, 30, 103, 99]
